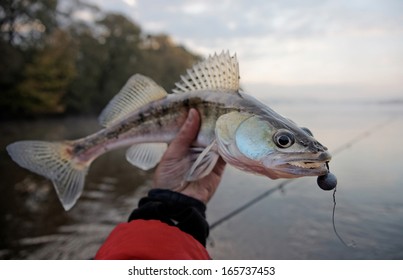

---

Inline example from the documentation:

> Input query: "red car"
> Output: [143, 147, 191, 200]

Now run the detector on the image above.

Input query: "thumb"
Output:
[168, 108, 200, 154]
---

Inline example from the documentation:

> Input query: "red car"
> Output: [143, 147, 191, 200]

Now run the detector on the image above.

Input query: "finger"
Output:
[169, 108, 200, 152]
[213, 156, 226, 177]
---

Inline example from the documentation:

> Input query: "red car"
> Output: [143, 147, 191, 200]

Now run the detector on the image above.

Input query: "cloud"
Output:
[86, 1, 403, 42]
[181, 2, 208, 15]
[123, 0, 137, 7]
[82, 0, 403, 97]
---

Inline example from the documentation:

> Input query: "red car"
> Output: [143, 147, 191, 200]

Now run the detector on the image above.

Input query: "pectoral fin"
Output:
[186, 141, 219, 181]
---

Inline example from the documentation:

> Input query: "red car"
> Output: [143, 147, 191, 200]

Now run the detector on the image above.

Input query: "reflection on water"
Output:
[1, 100, 403, 259]
[0, 118, 152, 259]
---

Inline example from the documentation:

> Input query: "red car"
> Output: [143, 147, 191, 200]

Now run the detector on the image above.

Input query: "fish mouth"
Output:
[279, 160, 328, 176]
[265, 151, 331, 178]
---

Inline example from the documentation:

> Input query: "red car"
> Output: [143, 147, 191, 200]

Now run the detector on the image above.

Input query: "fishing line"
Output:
[323, 161, 351, 248]
[210, 117, 396, 244]
[332, 187, 349, 247]
[329, 117, 394, 247]
[331, 117, 394, 156]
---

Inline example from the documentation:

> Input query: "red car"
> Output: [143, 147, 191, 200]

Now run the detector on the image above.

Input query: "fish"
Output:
[7, 51, 332, 211]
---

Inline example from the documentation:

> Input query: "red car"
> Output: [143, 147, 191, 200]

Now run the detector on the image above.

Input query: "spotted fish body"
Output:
[7, 51, 331, 211]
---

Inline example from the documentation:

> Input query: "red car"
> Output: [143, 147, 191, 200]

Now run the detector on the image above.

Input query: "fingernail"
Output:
[187, 109, 194, 122]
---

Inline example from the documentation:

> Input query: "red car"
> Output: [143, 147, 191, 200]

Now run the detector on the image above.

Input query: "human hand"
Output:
[153, 109, 226, 204]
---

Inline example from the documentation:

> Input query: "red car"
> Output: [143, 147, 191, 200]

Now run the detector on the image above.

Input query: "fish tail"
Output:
[6, 140, 89, 211]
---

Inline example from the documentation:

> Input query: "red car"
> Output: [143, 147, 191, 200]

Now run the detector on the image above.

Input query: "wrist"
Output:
[179, 187, 210, 204]
[128, 189, 209, 246]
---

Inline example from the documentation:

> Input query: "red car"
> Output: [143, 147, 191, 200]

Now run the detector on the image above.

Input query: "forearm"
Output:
[95, 189, 211, 260]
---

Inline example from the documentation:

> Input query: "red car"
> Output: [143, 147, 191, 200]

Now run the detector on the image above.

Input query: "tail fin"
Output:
[6, 141, 89, 211]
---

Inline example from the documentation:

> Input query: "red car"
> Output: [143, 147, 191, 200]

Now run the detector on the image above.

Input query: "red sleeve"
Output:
[95, 219, 211, 260]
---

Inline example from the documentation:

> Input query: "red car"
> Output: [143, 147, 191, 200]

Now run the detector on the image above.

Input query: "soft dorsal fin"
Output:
[172, 51, 240, 94]
[99, 74, 168, 127]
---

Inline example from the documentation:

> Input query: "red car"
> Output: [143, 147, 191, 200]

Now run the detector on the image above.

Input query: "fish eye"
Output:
[273, 130, 295, 148]
[301, 127, 313, 136]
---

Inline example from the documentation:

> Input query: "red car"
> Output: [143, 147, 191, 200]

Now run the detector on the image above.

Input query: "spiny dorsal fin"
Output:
[99, 74, 168, 127]
[172, 50, 240, 94]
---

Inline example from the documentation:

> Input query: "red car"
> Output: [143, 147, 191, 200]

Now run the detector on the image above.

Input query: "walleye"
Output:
[7, 51, 331, 211]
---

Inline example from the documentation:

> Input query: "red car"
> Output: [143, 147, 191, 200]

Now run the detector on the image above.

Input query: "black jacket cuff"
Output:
[128, 189, 209, 247]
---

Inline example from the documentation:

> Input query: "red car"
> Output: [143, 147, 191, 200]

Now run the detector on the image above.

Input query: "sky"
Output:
[81, 0, 403, 101]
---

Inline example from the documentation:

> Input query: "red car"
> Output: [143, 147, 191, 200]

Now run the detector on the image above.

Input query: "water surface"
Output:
[1, 100, 402, 259]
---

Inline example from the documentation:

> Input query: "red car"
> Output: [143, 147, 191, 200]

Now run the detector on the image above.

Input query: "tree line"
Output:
[0, 0, 200, 119]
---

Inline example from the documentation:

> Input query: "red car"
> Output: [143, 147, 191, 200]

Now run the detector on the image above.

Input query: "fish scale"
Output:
[7, 51, 332, 211]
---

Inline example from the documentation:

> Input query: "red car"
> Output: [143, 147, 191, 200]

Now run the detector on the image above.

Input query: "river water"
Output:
[1, 99, 402, 259]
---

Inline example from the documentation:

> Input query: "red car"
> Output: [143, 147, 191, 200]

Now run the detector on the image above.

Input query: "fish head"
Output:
[215, 112, 331, 179]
